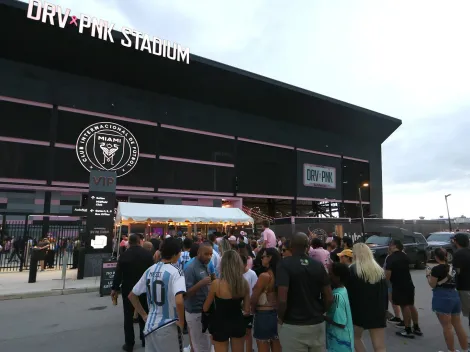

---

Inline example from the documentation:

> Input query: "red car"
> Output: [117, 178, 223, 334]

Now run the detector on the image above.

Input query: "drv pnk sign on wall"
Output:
[303, 164, 336, 189]
[76, 122, 139, 178]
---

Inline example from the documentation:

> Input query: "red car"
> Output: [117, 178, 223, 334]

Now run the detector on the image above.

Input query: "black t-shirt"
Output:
[330, 248, 341, 263]
[346, 264, 388, 329]
[13, 237, 25, 250]
[112, 246, 154, 293]
[431, 264, 456, 289]
[452, 248, 470, 290]
[276, 254, 330, 325]
[385, 251, 414, 289]
[38, 240, 50, 250]
[150, 238, 161, 252]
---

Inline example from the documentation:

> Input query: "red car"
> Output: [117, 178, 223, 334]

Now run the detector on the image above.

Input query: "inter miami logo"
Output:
[76, 122, 139, 177]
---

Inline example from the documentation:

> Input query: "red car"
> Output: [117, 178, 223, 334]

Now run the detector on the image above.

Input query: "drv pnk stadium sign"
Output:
[26, 0, 190, 64]
[76, 122, 140, 178]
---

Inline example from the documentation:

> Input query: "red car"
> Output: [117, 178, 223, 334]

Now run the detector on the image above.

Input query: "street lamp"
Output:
[445, 194, 452, 232]
[358, 183, 369, 235]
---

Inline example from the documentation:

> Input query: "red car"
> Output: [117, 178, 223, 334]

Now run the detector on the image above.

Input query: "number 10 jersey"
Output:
[132, 261, 187, 336]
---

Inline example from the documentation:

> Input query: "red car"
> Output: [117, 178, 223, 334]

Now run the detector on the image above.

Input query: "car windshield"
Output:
[427, 233, 452, 242]
[365, 235, 390, 246]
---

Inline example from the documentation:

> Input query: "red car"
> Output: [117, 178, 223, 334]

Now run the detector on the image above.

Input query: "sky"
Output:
[22, 0, 470, 219]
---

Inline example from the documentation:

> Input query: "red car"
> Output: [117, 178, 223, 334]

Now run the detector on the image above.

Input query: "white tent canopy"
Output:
[115, 202, 254, 225]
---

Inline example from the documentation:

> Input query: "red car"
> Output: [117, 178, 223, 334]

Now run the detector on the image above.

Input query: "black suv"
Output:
[427, 232, 470, 262]
[365, 226, 429, 268]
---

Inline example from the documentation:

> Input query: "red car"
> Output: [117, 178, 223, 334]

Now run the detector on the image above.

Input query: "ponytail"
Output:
[434, 247, 450, 274]
[444, 254, 450, 276]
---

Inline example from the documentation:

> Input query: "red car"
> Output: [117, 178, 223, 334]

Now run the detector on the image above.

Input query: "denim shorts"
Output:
[432, 288, 461, 315]
[253, 310, 278, 341]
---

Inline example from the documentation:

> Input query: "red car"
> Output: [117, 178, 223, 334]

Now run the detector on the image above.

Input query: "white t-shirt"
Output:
[243, 269, 258, 297]
[132, 262, 186, 335]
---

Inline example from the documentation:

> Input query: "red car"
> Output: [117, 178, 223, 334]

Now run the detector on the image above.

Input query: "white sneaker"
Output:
[183, 346, 191, 352]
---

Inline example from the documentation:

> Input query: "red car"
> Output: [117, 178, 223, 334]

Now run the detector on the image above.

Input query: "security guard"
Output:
[111, 234, 154, 351]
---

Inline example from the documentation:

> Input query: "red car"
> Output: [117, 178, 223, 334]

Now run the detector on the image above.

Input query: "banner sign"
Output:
[76, 122, 139, 178]
[86, 171, 117, 250]
[303, 164, 336, 189]
[87, 192, 115, 225]
[26, 0, 190, 64]
[99, 259, 117, 297]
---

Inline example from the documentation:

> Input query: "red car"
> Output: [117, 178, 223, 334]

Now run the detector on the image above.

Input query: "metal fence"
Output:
[0, 221, 85, 272]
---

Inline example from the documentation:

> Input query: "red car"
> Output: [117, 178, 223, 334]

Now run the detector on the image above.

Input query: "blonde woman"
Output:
[346, 243, 388, 352]
[218, 239, 231, 256]
[216, 239, 232, 274]
[203, 250, 250, 352]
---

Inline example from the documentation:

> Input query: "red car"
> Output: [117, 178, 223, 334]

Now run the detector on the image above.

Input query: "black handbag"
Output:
[201, 300, 216, 333]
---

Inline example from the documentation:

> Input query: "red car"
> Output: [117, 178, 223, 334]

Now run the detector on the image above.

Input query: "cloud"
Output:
[383, 107, 470, 185]
[382, 105, 470, 218]
[21, 0, 470, 219]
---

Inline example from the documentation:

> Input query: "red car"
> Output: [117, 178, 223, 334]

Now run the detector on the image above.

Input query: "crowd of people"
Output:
[110, 221, 470, 352]
[0, 235, 80, 270]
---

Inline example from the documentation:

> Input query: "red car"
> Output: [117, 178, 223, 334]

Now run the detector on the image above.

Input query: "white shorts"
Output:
[145, 324, 183, 352]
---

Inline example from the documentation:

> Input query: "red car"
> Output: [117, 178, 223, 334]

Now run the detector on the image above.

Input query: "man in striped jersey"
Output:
[178, 238, 193, 271]
[129, 237, 186, 352]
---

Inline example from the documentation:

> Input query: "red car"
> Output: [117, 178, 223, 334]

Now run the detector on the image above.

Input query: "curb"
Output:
[0, 286, 100, 301]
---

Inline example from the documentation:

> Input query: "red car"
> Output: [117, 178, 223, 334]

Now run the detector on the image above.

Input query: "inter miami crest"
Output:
[76, 122, 139, 177]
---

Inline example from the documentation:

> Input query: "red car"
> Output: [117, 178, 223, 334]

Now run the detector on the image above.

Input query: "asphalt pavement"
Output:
[0, 268, 466, 352]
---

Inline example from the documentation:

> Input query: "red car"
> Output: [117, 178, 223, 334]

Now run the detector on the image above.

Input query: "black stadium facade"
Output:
[0, 0, 401, 222]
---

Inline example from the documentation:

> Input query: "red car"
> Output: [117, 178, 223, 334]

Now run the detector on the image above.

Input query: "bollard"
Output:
[72, 247, 79, 269]
[28, 249, 40, 283]
[62, 251, 69, 290]
[77, 247, 86, 280]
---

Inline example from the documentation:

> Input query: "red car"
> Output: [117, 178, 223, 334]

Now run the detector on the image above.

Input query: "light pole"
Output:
[445, 194, 452, 232]
[358, 183, 369, 235]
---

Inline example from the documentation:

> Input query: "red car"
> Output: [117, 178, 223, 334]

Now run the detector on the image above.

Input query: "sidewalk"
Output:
[0, 269, 100, 301]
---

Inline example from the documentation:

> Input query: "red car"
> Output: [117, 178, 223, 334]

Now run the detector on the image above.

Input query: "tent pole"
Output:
[117, 223, 122, 259]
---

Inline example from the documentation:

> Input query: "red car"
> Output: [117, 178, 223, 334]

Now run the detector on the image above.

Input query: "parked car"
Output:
[365, 226, 429, 269]
[427, 232, 470, 262]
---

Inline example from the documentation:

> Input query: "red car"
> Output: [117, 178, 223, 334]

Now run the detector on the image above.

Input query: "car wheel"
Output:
[414, 253, 426, 269]
[447, 250, 453, 263]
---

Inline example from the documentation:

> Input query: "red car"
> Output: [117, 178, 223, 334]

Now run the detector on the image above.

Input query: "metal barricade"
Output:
[0, 221, 85, 272]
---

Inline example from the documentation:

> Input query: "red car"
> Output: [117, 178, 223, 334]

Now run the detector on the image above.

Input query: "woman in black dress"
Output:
[346, 243, 388, 352]
[203, 250, 250, 352]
